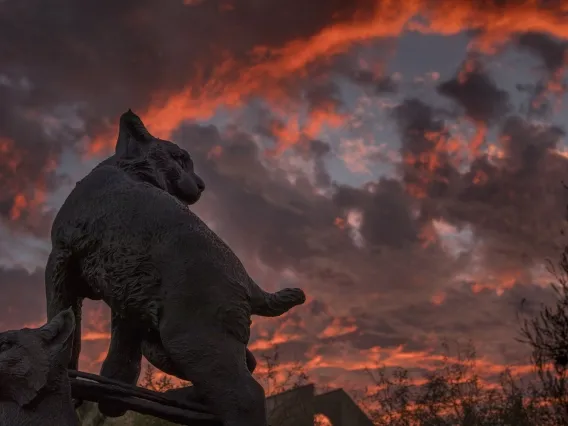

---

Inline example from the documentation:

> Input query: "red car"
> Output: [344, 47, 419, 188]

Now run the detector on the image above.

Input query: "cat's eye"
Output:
[170, 152, 187, 167]
[180, 156, 192, 170]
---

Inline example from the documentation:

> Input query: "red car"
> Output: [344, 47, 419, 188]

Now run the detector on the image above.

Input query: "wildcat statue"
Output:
[45, 110, 306, 426]
[0, 309, 77, 426]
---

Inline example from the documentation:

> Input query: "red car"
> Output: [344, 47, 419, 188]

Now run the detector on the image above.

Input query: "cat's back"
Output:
[51, 164, 196, 245]
[56, 164, 133, 218]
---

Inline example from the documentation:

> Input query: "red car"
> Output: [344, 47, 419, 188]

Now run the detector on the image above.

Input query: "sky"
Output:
[2, 0, 568, 392]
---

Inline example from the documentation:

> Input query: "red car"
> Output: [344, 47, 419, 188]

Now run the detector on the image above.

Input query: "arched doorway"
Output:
[314, 413, 333, 425]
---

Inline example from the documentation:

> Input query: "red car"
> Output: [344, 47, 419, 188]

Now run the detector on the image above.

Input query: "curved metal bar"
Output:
[68, 370, 222, 426]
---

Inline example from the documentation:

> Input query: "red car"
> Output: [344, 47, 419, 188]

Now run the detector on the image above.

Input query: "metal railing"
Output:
[68, 370, 222, 426]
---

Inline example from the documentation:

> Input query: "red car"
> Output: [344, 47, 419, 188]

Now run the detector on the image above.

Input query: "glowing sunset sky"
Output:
[1, 0, 568, 391]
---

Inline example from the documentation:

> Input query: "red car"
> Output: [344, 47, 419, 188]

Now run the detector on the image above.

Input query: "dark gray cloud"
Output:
[517, 32, 568, 74]
[306, 139, 333, 187]
[0, 0, 375, 233]
[437, 63, 510, 123]
[500, 116, 563, 172]
[444, 116, 567, 271]
[392, 98, 461, 201]
[514, 33, 568, 119]
[2, 0, 568, 388]
[0, 83, 71, 235]
[304, 81, 344, 113]
[250, 280, 558, 382]
[174, 123, 345, 271]
[167, 89, 568, 385]
[172, 121, 462, 323]
[331, 38, 399, 94]
[349, 70, 399, 94]
[387, 280, 558, 363]
[0, 0, 376, 124]
[333, 179, 419, 249]
[171, 103, 566, 341]
[0, 267, 45, 330]
[389, 95, 568, 273]
[516, 82, 554, 118]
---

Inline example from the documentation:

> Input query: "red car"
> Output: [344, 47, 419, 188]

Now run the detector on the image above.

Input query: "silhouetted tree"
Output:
[520, 252, 568, 425]
[140, 364, 190, 392]
[358, 341, 543, 426]
[256, 347, 310, 396]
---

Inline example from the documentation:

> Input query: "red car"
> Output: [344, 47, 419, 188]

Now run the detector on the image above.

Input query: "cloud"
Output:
[2, 0, 568, 390]
[175, 121, 462, 302]
[389, 94, 567, 275]
[253, 277, 558, 389]
[175, 123, 344, 271]
[347, 69, 399, 95]
[333, 179, 419, 249]
[514, 32, 568, 118]
[443, 116, 567, 271]
[3, 0, 563, 154]
[517, 32, 568, 74]
[0, 0, 376, 139]
[0, 85, 70, 235]
[3, 98, 557, 383]
[0, 0, 378, 233]
[437, 61, 510, 123]
[0, 267, 46, 330]
[392, 98, 460, 200]
[302, 139, 333, 187]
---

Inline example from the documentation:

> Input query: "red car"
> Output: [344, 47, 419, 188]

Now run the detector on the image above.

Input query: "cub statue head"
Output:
[115, 109, 205, 205]
[0, 308, 75, 407]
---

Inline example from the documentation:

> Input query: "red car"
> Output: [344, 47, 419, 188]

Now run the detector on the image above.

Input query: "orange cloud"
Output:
[86, 1, 568, 158]
[469, 269, 526, 296]
[9, 189, 47, 222]
[0, 136, 56, 227]
[41, 0, 568, 403]
[0, 137, 22, 173]
[318, 317, 358, 339]
[430, 291, 446, 305]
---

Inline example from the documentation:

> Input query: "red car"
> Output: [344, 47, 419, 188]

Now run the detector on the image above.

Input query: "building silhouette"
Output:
[266, 384, 374, 426]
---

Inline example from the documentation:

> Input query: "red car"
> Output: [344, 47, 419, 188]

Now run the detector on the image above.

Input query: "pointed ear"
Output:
[115, 109, 155, 158]
[39, 308, 75, 357]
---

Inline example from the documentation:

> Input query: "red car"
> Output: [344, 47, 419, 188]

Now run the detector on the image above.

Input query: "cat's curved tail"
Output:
[250, 283, 306, 317]
[45, 247, 82, 371]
